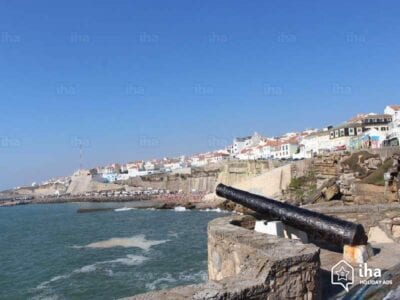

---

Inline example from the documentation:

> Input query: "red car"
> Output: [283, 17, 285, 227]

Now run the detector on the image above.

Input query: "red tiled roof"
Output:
[240, 148, 253, 154]
[389, 105, 400, 111]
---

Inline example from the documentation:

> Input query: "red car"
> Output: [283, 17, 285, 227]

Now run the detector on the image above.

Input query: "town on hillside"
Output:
[40, 104, 399, 184]
[1, 104, 400, 204]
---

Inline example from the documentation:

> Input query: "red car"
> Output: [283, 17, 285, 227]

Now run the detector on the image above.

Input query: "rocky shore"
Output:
[0, 193, 224, 211]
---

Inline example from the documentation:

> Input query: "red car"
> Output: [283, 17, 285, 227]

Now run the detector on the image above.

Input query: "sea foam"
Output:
[79, 234, 168, 251]
[174, 206, 186, 212]
[35, 254, 148, 290]
[114, 207, 135, 212]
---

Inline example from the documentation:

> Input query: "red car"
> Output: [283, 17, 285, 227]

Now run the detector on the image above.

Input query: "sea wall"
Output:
[122, 160, 276, 195]
[127, 215, 321, 300]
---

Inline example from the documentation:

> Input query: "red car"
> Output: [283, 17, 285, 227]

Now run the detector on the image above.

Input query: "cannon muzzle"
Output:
[216, 183, 368, 246]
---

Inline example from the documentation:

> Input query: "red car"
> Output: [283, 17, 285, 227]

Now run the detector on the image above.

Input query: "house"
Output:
[349, 128, 387, 150]
[349, 113, 391, 132]
[116, 173, 130, 181]
[332, 113, 392, 150]
[208, 151, 230, 163]
[328, 123, 364, 150]
[300, 130, 331, 158]
[127, 165, 140, 177]
[237, 147, 257, 160]
[384, 105, 400, 145]
[102, 173, 118, 183]
[384, 105, 400, 122]
[163, 161, 182, 172]
[100, 163, 121, 174]
[127, 167, 154, 177]
[257, 140, 276, 159]
[232, 132, 262, 155]
[120, 164, 128, 173]
[271, 139, 299, 159]
[191, 155, 208, 167]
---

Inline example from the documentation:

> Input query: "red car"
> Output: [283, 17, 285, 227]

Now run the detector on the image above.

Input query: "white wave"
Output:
[178, 270, 208, 282]
[76, 264, 97, 273]
[106, 254, 148, 266]
[79, 234, 168, 250]
[31, 294, 63, 300]
[145, 273, 177, 290]
[114, 207, 135, 212]
[36, 274, 71, 290]
[70, 245, 83, 249]
[167, 232, 179, 238]
[174, 206, 186, 212]
[145, 270, 207, 291]
[35, 254, 148, 290]
[200, 208, 228, 213]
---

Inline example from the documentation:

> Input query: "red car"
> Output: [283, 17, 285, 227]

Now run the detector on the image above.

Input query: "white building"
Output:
[384, 105, 400, 144]
[232, 132, 262, 155]
[349, 128, 387, 150]
[208, 151, 230, 163]
[190, 155, 207, 167]
[272, 142, 299, 159]
[301, 130, 331, 158]
[102, 173, 118, 182]
[236, 147, 257, 160]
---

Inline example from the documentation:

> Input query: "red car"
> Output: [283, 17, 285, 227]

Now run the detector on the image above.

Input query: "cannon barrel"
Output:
[216, 183, 368, 246]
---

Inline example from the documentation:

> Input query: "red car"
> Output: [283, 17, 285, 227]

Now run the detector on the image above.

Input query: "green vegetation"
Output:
[289, 171, 317, 199]
[362, 158, 393, 186]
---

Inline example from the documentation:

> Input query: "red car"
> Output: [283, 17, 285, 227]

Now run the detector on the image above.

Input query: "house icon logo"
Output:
[331, 260, 354, 292]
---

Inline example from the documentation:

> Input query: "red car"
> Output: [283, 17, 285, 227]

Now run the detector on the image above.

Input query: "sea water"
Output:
[0, 203, 228, 299]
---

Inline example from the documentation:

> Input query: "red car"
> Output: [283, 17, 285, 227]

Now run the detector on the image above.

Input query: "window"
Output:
[349, 128, 355, 136]
[335, 130, 339, 138]
[381, 127, 386, 131]
[339, 128, 345, 136]
[357, 127, 362, 134]
[330, 131, 335, 139]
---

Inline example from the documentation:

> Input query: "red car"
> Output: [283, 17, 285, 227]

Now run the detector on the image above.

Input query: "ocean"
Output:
[0, 203, 228, 299]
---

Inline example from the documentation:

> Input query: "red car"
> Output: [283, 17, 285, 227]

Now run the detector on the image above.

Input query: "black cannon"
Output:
[216, 183, 368, 247]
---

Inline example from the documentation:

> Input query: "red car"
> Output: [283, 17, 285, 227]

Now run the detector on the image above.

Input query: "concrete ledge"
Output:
[126, 215, 321, 300]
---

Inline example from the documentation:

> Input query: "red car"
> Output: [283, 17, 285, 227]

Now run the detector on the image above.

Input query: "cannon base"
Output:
[343, 244, 374, 264]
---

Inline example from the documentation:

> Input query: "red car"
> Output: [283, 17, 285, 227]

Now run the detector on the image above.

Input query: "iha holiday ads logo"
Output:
[331, 260, 392, 292]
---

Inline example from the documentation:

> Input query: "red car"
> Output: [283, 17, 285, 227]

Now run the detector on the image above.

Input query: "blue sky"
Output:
[1, 0, 399, 190]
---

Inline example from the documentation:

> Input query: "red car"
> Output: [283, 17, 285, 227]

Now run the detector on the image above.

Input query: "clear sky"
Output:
[1, 0, 399, 190]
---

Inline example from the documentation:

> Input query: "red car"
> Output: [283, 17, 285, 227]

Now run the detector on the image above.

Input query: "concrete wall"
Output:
[122, 160, 275, 195]
[128, 215, 321, 300]
[231, 164, 292, 198]
[216, 160, 273, 186]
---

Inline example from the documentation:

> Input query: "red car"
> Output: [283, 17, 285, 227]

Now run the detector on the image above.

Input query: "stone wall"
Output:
[122, 171, 219, 194]
[120, 160, 275, 195]
[304, 202, 400, 244]
[216, 160, 273, 186]
[127, 215, 321, 300]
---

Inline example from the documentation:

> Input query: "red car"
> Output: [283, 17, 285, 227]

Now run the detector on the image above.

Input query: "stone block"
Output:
[254, 220, 284, 237]
[368, 226, 394, 243]
[322, 184, 340, 201]
[392, 224, 400, 238]
[343, 243, 374, 264]
[284, 224, 309, 243]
